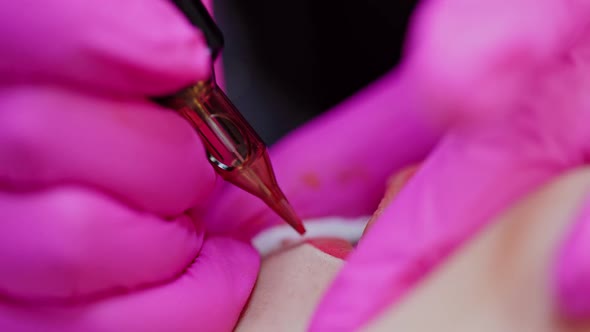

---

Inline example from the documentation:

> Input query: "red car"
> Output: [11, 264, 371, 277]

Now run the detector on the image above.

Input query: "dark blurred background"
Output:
[215, 0, 419, 144]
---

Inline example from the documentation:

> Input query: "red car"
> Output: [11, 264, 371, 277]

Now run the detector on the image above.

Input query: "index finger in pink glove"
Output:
[0, 236, 259, 332]
[310, 0, 590, 329]
[0, 0, 210, 96]
[404, 0, 590, 125]
[204, 69, 442, 239]
[0, 86, 216, 216]
[0, 186, 203, 302]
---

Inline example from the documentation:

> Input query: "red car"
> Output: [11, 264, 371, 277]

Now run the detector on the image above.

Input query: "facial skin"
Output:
[365, 169, 590, 332]
[234, 243, 346, 332]
[236, 167, 590, 332]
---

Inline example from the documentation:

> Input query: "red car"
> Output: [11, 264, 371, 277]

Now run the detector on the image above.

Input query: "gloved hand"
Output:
[0, 1, 258, 331]
[207, 0, 590, 330]
[311, 0, 590, 329]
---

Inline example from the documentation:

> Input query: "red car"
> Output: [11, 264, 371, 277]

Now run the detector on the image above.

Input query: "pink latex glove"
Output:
[311, 0, 590, 329]
[207, 0, 590, 330]
[0, 1, 258, 331]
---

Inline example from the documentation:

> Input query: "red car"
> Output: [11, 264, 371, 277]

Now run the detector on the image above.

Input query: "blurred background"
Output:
[215, 0, 420, 144]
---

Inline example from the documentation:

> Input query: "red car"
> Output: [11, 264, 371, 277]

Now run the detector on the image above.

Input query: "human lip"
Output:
[304, 237, 354, 259]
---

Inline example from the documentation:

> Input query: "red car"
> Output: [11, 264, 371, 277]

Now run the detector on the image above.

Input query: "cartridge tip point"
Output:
[291, 219, 307, 235]
[275, 198, 306, 235]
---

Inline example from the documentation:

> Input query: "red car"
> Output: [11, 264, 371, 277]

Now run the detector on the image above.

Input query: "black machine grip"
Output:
[171, 0, 224, 59]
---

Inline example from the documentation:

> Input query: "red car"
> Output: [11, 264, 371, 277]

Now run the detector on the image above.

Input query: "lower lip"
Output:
[304, 237, 354, 259]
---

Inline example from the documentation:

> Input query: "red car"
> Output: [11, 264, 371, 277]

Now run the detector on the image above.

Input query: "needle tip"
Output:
[226, 151, 306, 235]
[276, 198, 306, 235]
[291, 219, 307, 235]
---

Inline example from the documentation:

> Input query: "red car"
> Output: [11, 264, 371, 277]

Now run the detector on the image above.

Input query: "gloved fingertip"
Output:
[0, 0, 214, 95]
[403, 0, 589, 129]
[554, 193, 590, 318]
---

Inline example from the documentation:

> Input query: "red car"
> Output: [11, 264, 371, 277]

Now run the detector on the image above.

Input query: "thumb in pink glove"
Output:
[310, 0, 590, 330]
[0, 1, 258, 331]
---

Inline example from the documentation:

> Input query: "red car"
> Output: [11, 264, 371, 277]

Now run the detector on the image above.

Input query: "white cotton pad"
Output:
[251, 216, 370, 257]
